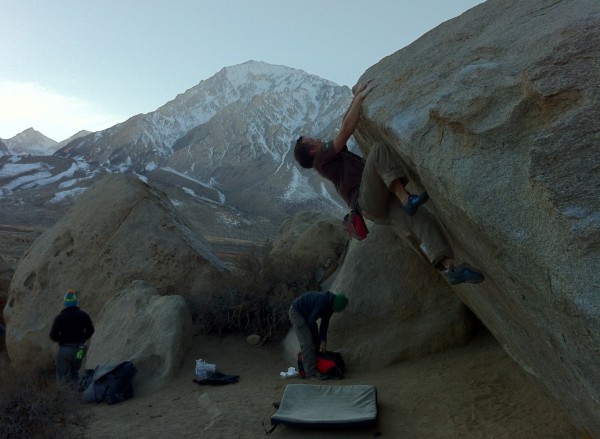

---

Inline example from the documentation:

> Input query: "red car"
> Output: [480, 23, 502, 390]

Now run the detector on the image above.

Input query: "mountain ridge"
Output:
[0, 60, 352, 235]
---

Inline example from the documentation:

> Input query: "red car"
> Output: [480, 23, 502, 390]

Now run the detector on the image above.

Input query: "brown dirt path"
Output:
[82, 330, 579, 439]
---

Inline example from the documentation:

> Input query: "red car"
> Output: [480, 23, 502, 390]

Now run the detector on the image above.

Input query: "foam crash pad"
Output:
[271, 384, 377, 429]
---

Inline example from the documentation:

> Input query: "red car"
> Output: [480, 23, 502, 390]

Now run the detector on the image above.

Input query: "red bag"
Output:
[297, 351, 345, 379]
[343, 210, 369, 240]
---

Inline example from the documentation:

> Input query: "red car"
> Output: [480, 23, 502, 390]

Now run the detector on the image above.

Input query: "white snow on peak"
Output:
[283, 166, 319, 201]
[222, 61, 314, 88]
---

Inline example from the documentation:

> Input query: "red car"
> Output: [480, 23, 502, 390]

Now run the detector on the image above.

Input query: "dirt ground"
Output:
[81, 330, 579, 439]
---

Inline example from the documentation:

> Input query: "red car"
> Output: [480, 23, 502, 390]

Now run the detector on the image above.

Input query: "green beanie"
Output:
[64, 289, 78, 308]
[333, 293, 349, 312]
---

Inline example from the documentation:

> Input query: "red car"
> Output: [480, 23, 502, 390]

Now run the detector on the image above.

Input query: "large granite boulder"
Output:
[270, 211, 348, 283]
[327, 226, 475, 370]
[4, 173, 225, 369]
[282, 223, 475, 370]
[353, 0, 600, 435]
[84, 280, 192, 393]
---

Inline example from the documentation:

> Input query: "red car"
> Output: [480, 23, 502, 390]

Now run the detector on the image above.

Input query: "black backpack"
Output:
[81, 361, 137, 405]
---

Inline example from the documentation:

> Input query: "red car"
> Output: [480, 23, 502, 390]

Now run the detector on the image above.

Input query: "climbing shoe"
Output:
[447, 264, 485, 285]
[403, 192, 429, 216]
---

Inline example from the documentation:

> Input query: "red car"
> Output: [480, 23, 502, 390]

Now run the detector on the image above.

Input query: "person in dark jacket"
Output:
[49, 289, 94, 383]
[289, 291, 348, 380]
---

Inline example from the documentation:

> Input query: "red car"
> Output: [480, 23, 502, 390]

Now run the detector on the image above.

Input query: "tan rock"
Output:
[84, 280, 192, 392]
[0, 255, 13, 328]
[270, 211, 348, 284]
[4, 173, 224, 369]
[327, 226, 474, 370]
[246, 334, 261, 346]
[353, 0, 600, 434]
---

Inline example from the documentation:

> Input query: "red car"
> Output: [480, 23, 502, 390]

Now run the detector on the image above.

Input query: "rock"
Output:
[327, 226, 474, 370]
[0, 256, 13, 297]
[0, 256, 13, 327]
[246, 334, 261, 346]
[270, 211, 348, 283]
[84, 280, 192, 392]
[354, 0, 600, 434]
[4, 173, 225, 369]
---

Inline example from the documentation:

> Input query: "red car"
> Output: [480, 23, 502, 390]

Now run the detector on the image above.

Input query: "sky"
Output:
[0, 0, 484, 142]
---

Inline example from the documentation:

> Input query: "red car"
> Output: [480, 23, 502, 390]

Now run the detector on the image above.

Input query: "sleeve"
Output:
[84, 313, 95, 340]
[49, 316, 60, 342]
[306, 307, 321, 327]
[318, 311, 333, 342]
[311, 295, 334, 341]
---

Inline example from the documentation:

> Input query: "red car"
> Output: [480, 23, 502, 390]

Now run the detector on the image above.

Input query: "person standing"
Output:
[49, 289, 94, 384]
[289, 291, 348, 380]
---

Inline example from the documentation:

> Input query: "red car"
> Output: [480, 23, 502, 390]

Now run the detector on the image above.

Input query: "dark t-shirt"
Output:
[313, 141, 364, 208]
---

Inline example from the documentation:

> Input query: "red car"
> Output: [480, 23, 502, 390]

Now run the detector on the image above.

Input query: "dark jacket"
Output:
[291, 291, 335, 342]
[49, 307, 94, 346]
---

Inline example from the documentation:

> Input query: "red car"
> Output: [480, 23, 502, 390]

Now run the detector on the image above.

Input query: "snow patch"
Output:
[282, 167, 319, 201]
[49, 187, 87, 204]
[0, 162, 46, 178]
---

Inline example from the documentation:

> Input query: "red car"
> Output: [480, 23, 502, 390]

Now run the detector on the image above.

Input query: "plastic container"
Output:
[195, 359, 217, 379]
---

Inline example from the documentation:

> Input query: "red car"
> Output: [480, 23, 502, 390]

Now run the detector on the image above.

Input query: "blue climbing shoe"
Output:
[403, 192, 429, 216]
[447, 264, 485, 285]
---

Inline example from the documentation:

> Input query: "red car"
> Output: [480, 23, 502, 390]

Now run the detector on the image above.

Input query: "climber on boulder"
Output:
[294, 81, 484, 285]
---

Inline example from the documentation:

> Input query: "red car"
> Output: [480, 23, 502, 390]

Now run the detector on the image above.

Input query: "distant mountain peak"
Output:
[15, 62, 352, 218]
[3, 128, 58, 156]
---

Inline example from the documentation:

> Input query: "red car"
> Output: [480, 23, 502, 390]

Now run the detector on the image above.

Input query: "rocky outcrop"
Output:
[84, 281, 192, 393]
[328, 226, 475, 370]
[0, 256, 13, 326]
[0, 256, 12, 352]
[278, 215, 476, 369]
[353, 0, 600, 435]
[270, 211, 348, 283]
[3, 173, 225, 369]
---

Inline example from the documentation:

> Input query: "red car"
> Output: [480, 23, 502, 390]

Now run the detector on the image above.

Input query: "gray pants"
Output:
[289, 306, 319, 377]
[358, 142, 453, 267]
[56, 344, 83, 384]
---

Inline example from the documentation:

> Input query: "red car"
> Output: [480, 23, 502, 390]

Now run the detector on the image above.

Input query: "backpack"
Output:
[297, 351, 346, 379]
[81, 361, 137, 405]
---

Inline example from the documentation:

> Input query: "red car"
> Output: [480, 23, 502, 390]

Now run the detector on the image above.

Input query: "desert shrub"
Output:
[190, 240, 323, 341]
[0, 362, 90, 439]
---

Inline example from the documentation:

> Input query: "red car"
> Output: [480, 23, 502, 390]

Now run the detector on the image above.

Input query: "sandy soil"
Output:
[82, 330, 579, 439]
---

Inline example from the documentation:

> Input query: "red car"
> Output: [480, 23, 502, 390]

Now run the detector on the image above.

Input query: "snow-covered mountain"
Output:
[56, 60, 353, 219]
[0, 60, 355, 244]
[57, 130, 92, 149]
[2, 128, 59, 156]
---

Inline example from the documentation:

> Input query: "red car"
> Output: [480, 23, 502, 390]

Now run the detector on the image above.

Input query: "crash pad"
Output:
[271, 384, 377, 429]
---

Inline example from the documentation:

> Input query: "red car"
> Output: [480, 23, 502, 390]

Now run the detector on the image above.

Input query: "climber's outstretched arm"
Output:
[332, 81, 375, 153]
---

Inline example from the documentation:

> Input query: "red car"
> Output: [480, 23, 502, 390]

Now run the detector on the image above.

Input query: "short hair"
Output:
[294, 136, 315, 169]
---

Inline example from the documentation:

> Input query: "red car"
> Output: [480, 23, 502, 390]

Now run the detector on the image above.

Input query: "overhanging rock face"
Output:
[355, 0, 600, 435]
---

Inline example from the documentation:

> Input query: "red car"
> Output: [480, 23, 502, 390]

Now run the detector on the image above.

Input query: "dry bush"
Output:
[0, 362, 90, 439]
[190, 240, 322, 341]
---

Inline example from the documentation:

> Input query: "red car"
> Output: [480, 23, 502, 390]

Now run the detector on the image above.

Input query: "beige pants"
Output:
[357, 143, 453, 267]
